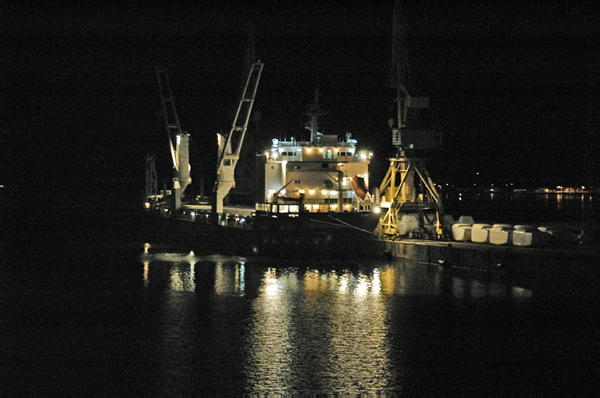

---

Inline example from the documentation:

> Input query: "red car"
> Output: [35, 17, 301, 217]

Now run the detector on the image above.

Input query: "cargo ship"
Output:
[143, 65, 381, 258]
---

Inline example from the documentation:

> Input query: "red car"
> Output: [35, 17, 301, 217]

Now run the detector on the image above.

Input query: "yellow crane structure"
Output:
[376, 1, 449, 240]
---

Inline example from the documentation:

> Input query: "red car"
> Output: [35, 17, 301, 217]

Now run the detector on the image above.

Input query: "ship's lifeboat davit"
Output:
[351, 175, 368, 200]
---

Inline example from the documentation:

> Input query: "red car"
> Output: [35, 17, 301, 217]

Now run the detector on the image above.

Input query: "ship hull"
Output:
[143, 211, 381, 259]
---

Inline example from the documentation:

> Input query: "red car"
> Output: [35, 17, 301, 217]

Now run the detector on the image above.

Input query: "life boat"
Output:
[351, 175, 368, 200]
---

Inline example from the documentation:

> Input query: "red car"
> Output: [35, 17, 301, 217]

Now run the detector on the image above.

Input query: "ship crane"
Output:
[212, 62, 264, 214]
[376, 1, 449, 240]
[155, 65, 191, 210]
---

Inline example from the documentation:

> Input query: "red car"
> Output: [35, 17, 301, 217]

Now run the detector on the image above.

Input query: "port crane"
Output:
[155, 64, 192, 210]
[376, 1, 448, 239]
[212, 62, 264, 214]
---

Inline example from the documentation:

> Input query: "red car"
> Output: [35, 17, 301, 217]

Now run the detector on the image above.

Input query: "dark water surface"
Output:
[5, 240, 599, 394]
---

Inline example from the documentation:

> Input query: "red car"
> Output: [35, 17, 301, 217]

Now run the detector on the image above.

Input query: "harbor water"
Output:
[5, 237, 599, 394]
[4, 191, 599, 393]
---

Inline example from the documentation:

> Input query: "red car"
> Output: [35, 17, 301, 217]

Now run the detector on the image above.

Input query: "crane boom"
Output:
[156, 65, 183, 170]
[156, 65, 191, 209]
[213, 62, 264, 214]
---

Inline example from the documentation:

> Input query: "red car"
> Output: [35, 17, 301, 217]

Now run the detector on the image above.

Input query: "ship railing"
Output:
[277, 141, 356, 148]
[256, 202, 303, 216]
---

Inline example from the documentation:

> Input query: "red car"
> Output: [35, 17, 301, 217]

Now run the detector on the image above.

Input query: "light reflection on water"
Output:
[137, 243, 535, 393]
[244, 267, 392, 392]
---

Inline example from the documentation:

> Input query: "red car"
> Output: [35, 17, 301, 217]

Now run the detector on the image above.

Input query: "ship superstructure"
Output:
[260, 90, 376, 215]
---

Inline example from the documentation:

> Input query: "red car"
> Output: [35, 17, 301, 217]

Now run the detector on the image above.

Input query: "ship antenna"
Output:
[305, 88, 328, 144]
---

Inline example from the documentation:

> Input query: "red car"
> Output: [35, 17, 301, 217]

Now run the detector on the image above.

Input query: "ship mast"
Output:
[305, 88, 328, 144]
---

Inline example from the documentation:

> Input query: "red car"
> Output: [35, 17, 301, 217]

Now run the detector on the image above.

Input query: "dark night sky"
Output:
[4, 4, 599, 210]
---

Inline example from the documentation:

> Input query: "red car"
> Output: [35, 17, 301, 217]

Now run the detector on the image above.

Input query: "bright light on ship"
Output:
[374, 206, 381, 214]
[309, 190, 315, 194]
[322, 190, 328, 195]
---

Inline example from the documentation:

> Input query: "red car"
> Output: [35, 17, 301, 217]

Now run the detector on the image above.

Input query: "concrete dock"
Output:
[377, 239, 600, 289]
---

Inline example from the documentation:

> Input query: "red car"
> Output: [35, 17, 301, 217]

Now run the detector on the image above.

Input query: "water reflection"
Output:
[242, 267, 393, 393]
[215, 261, 246, 296]
[137, 245, 536, 393]
[140, 243, 199, 291]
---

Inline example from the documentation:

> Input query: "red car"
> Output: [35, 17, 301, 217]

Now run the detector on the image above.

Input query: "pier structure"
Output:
[377, 238, 600, 289]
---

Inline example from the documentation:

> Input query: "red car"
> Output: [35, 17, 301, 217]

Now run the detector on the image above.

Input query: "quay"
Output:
[377, 239, 600, 289]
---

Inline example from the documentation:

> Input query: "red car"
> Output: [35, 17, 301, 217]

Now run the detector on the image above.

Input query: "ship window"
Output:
[327, 149, 332, 159]
[294, 180, 301, 184]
